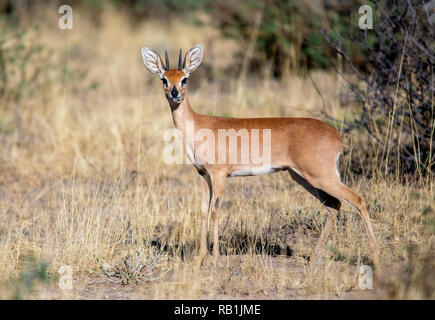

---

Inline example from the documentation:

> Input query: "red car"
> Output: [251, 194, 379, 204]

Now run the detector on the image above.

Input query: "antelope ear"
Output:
[141, 47, 165, 76]
[183, 44, 203, 77]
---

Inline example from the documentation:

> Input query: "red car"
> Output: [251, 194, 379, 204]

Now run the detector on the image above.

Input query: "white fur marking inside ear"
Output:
[141, 47, 163, 75]
[184, 45, 203, 75]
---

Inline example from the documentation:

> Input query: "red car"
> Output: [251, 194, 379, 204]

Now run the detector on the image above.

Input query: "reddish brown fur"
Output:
[142, 47, 380, 268]
[167, 93, 379, 267]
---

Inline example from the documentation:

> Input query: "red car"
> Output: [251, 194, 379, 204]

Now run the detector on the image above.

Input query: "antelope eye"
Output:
[181, 78, 187, 86]
[162, 78, 168, 86]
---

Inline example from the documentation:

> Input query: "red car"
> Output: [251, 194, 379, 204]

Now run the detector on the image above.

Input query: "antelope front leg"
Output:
[209, 171, 226, 266]
[197, 174, 212, 267]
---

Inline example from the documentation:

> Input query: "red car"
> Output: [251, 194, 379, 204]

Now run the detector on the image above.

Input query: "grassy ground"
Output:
[0, 7, 433, 299]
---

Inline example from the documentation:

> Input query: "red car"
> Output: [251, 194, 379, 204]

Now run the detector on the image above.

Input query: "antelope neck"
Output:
[169, 95, 196, 133]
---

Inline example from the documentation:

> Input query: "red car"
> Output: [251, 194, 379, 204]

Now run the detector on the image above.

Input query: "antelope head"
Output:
[141, 45, 203, 105]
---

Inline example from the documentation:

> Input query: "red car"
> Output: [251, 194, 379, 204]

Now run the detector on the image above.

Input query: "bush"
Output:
[4, 253, 51, 300]
[211, 0, 362, 77]
[324, 0, 434, 178]
[96, 244, 170, 285]
[0, 20, 53, 104]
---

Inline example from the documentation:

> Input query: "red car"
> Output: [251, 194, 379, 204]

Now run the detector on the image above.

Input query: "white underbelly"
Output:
[229, 166, 287, 177]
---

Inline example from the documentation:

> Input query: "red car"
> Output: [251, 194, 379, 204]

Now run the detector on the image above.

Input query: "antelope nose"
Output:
[171, 87, 178, 98]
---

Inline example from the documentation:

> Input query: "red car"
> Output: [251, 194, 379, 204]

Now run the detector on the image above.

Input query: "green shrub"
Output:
[211, 0, 363, 77]
[5, 253, 52, 300]
[0, 20, 53, 104]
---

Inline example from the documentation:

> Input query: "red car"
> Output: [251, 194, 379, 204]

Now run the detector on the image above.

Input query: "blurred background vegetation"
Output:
[0, 0, 367, 76]
[0, 0, 433, 179]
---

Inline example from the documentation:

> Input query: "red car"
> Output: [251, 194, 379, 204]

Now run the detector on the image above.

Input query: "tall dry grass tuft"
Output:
[0, 5, 433, 299]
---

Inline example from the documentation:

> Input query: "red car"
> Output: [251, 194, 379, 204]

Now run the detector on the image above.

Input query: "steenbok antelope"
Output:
[141, 44, 380, 267]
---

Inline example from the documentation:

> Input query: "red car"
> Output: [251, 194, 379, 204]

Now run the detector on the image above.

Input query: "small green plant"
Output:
[96, 244, 170, 285]
[0, 20, 53, 104]
[5, 253, 51, 300]
[328, 246, 372, 267]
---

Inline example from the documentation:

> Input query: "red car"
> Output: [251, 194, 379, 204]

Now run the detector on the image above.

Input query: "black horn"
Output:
[178, 49, 182, 70]
[165, 50, 169, 70]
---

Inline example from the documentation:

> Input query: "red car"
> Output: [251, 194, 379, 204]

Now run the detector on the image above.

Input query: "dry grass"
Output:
[0, 7, 433, 299]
